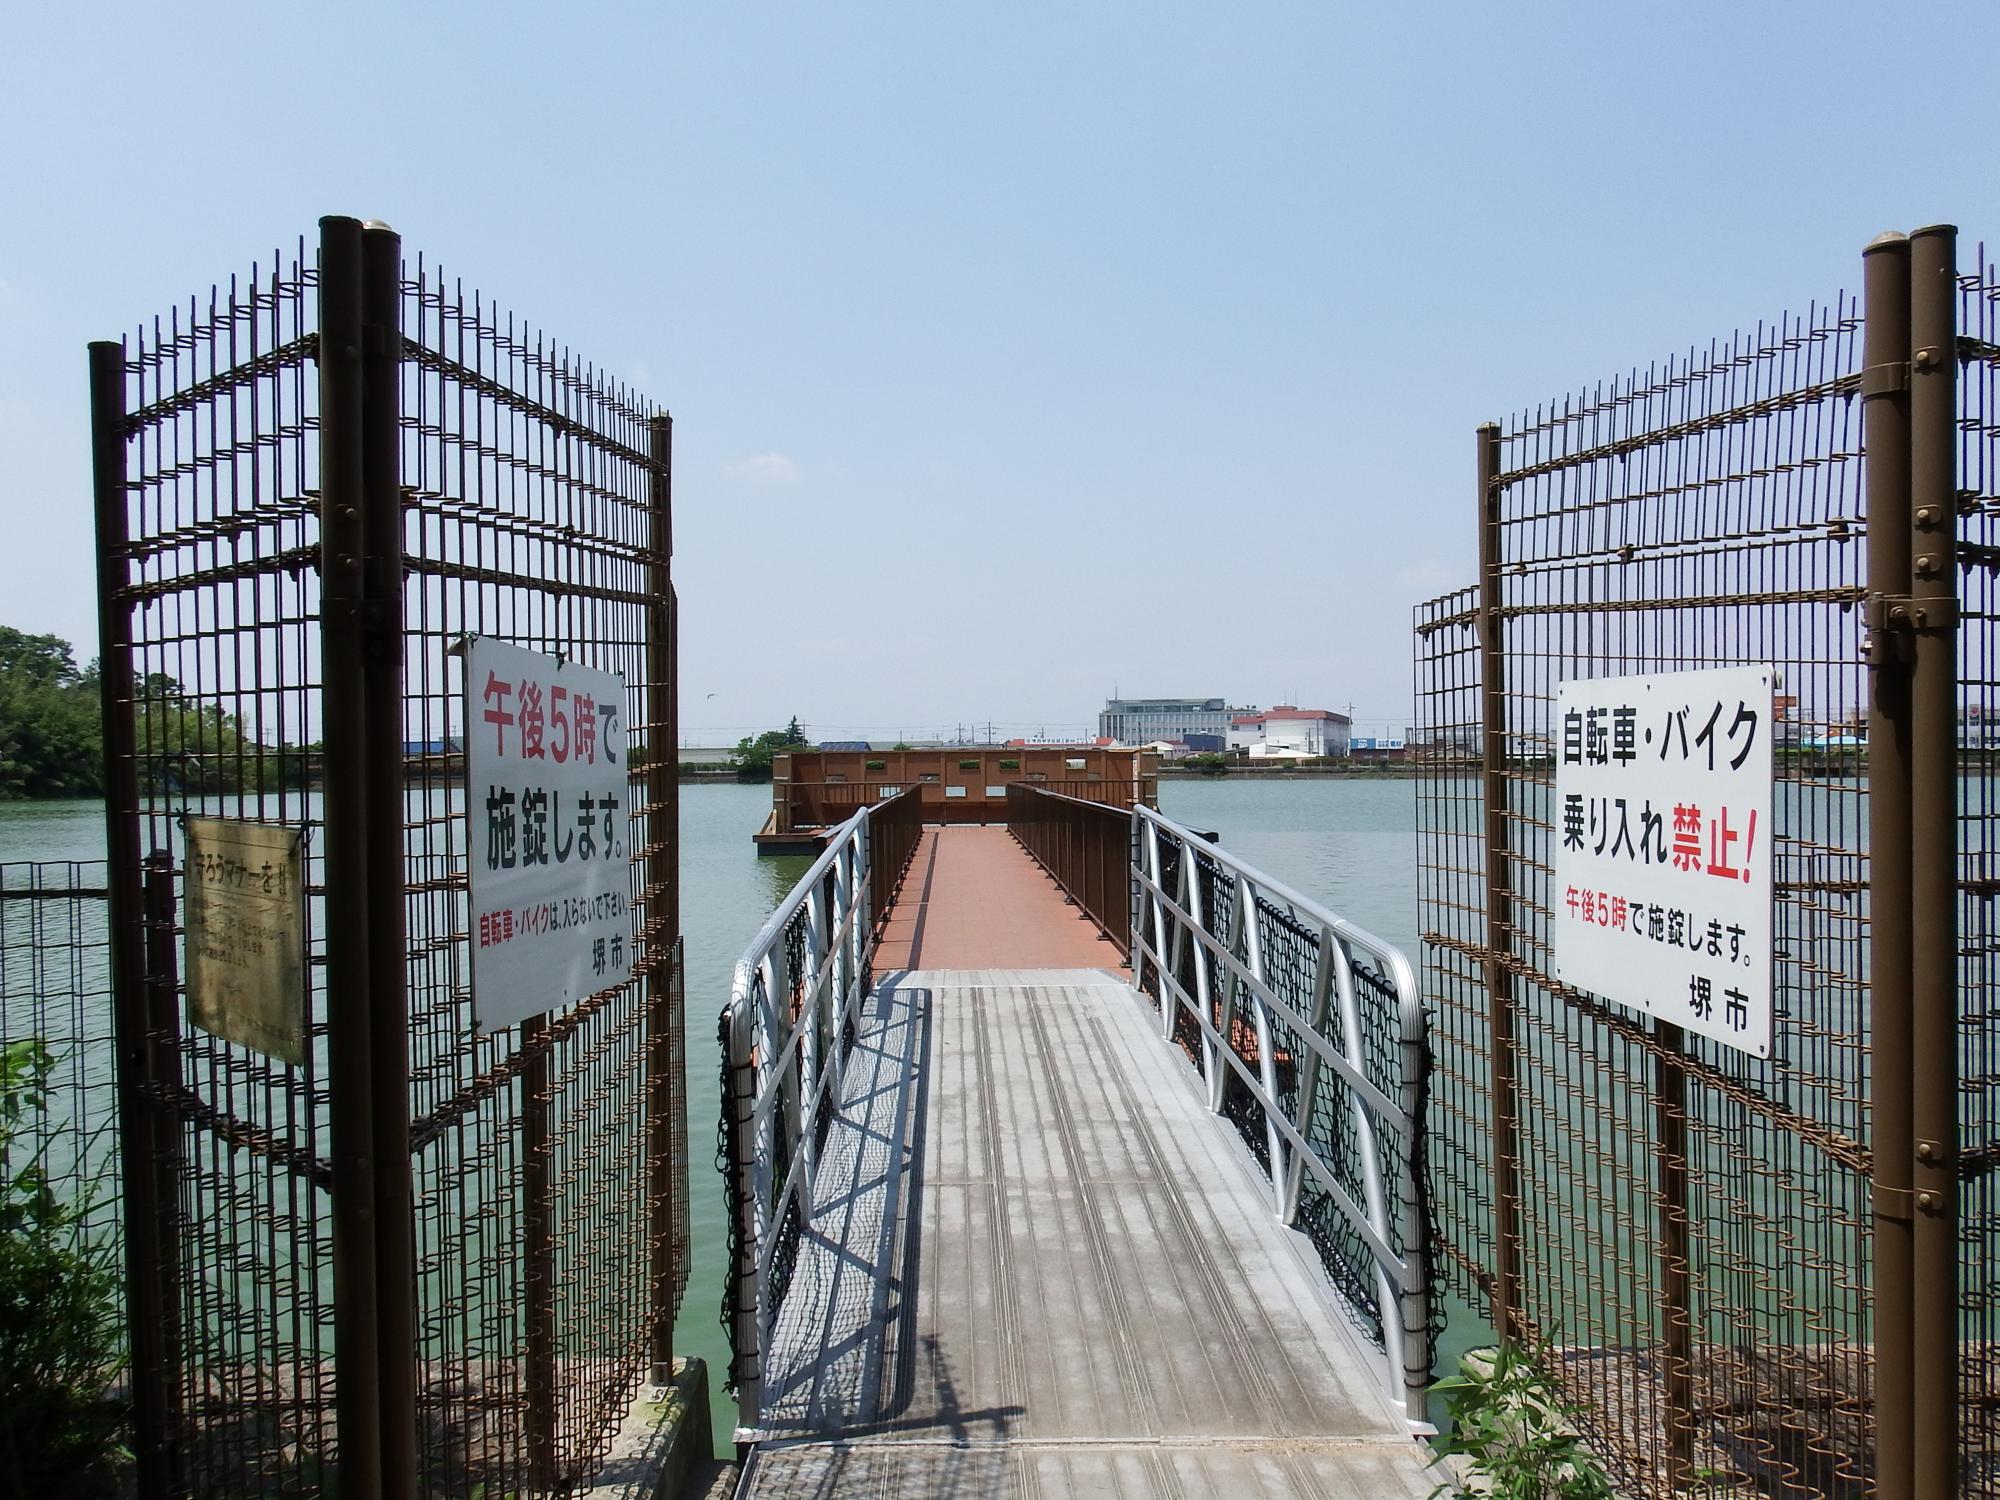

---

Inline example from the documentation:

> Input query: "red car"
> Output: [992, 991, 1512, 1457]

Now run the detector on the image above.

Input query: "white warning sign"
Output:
[465, 638, 633, 1033]
[1552, 665, 1774, 1058]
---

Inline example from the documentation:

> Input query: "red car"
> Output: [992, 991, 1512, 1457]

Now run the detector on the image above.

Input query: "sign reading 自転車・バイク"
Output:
[1552, 665, 1774, 1058]
[466, 638, 632, 1033]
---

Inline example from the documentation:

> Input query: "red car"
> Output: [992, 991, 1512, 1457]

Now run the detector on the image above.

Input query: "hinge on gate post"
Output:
[1860, 360, 1910, 397]
[1863, 593, 1914, 665]
[1863, 592, 1959, 661]
[1873, 1183, 1916, 1221]
[1870, 592, 1959, 633]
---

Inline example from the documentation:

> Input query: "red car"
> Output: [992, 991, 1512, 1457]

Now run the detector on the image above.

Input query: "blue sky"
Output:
[3, 1, 1995, 742]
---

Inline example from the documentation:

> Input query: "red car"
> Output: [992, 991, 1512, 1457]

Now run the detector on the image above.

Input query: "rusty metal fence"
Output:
[1417, 226, 1996, 1498]
[88, 216, 683, 1498]
[0, 860, 121, 1340]
[1959, 241, 2000, 1500]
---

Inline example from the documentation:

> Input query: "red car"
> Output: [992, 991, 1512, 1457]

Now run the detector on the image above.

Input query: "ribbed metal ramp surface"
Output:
[740, 968, 1436, 1499]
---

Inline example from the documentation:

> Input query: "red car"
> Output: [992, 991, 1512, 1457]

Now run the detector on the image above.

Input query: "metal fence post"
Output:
[1907, 221, 1960, 1500]
[1862, 228, 1916, 1500]
[359, 218, 418, 1500]
[139, 852, 185, 1491]
[645, 413, 679, 1385]
[317, 214, 386, 1494]
[1651, 1023, 1694, 1488]
[91, 337, 178, 1499]
[1474, 420, 1524, 1342]
[522, 1013, 558, 1486]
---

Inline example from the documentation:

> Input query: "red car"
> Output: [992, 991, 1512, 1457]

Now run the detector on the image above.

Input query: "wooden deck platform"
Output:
[740, 949, 1436, 1497]
[874, 826, 1126, 971]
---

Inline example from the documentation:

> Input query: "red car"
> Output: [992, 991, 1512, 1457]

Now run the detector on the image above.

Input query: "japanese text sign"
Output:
[185, 817, 307, 1065]
[1553, 665, 1774, 1058]
[466, 638, 632, 1033]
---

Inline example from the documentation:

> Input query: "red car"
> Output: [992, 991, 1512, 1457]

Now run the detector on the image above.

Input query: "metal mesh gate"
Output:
[91, 216, 684, 1498]
[1417, 228, 2000, 1498]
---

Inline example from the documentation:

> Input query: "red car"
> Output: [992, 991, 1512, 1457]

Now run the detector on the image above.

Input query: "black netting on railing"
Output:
[716, 1009, 749, 1393]
[1140, 822, 1424, 1364]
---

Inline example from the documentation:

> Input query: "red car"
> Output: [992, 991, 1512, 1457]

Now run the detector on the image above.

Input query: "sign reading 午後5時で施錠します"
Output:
[465, 638, 632, 1033]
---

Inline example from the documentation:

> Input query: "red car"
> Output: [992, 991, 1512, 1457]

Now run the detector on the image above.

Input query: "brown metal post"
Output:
[1652, 1020, 1694, 1488]
[359, 219, 418, 1500]
[91, 337, 178, 1498]
[140, 852, 185, 1491]
[317, 213, 385, 1493]
[1906, 221, 1959, 1500]
[645, 412, 680, 1383]
[1862, 228, 1914, 1500]
[1475, 421, 1523, 1341]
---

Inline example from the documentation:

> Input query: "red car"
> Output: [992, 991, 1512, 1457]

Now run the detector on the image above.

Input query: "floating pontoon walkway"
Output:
[734, 828, 1435, 1498]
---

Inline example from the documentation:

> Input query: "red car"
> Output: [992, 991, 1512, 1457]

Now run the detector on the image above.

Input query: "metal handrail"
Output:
[1129, 803, 1432, 1427]
[720, 787, 918, 1431]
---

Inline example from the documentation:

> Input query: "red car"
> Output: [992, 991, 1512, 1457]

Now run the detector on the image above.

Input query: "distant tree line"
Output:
[730, 717, 809, 779]
[0, 626, 312, 800]
[0, 630, 102, 799]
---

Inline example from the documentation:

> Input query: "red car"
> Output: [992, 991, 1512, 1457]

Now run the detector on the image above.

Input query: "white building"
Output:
[1227, 705, 1352, 758]
[1099, 697, 1255, 745]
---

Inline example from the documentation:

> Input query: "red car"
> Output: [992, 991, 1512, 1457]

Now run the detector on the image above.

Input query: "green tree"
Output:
[0, 629, 103, 799]
[132, 673, 304, 794]
[0, 624, 317, 799]
[729, 718, 811, 779]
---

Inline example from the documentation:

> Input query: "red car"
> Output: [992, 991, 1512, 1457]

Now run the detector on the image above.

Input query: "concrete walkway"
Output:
[873, 827, 1125, 971]
[741, 968, 1436, 1499]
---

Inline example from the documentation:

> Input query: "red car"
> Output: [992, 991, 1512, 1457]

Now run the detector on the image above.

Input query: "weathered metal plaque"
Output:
[184, 817, 307, 1065]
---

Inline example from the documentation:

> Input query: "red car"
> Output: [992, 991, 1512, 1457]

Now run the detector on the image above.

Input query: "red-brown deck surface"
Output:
[873, 825, 1125, 970]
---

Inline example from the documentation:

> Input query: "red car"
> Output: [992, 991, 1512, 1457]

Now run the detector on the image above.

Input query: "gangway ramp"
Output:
[738, 967, 1434, 1497]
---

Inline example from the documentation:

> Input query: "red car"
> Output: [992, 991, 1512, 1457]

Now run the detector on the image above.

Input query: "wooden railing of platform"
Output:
[1005, 782, 1133, 956]
[769, 746, 1157, 834]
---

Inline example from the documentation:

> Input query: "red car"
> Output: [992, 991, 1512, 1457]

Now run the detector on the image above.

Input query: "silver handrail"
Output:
[1130, 803, 1432, 1428]
[722, 801, 876, 1432]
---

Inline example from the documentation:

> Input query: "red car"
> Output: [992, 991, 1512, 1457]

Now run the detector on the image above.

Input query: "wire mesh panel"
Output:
[1416, 294, 1885, 1497]
[0, 861, 121, 1337]
[104, 243, 339, 1496]
[1959, 243, 2000, 1487]
[1413, 585, 1490, 1322]
[94, 220, 680, 1498]
[396, 255, 675, 1495]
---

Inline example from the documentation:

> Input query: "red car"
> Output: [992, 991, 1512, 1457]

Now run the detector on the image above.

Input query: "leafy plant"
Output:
[0, 1038, 127, 1489]
[958, 758, 980, 771]
[997, 758, 1020, 770]
[1429, 1342, 1614, 1500]
[1184, 752, 1230, 773]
